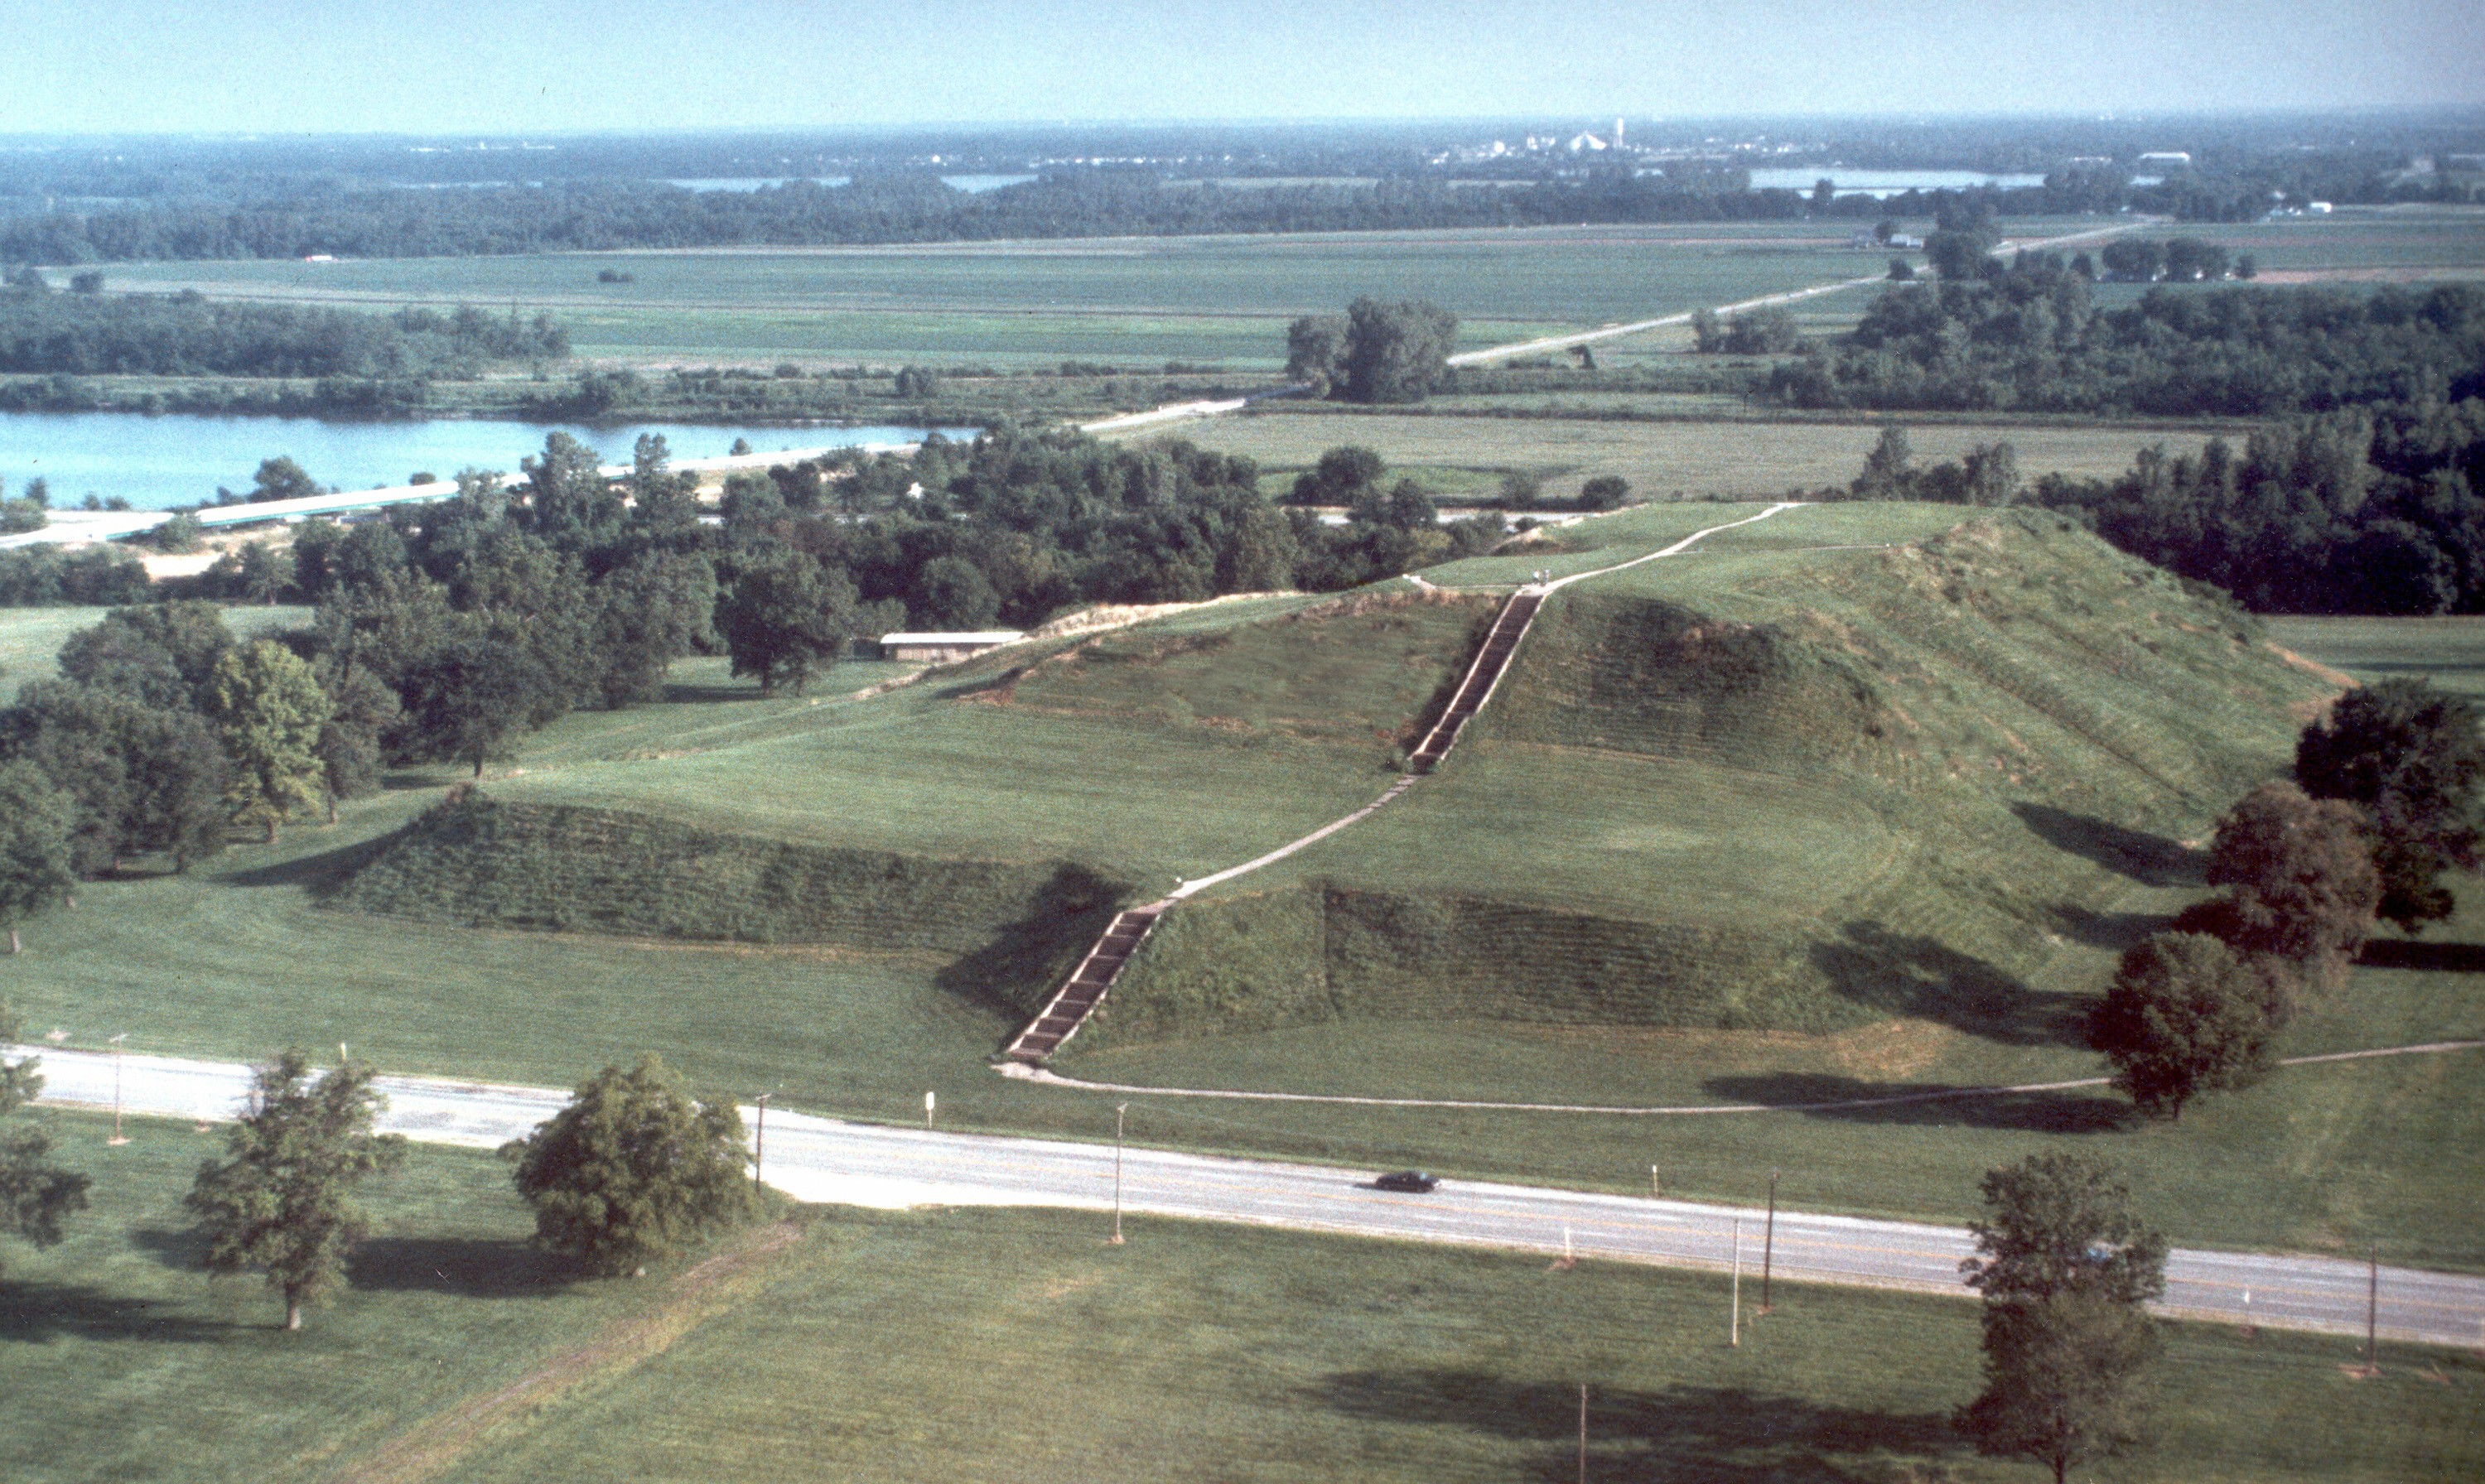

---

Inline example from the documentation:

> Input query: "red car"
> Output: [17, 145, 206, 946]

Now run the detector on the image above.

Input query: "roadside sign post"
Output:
[2367, 1241, 2381, 1369]
[924, 1090, 935, 1130]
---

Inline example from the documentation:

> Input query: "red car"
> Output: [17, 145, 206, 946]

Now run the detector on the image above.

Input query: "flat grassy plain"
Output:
[1144, 412, 2226, 504]
[6, 1115, 2473, 1484]
[2265, 614, 2485, 697]
[94, 222, 2065, 369]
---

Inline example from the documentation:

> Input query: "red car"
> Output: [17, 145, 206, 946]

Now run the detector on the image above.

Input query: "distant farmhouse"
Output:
[873, 631, 1025, 663]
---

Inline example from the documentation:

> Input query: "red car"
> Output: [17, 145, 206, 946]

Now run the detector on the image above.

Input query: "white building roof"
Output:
[880, 632, 1025, 646]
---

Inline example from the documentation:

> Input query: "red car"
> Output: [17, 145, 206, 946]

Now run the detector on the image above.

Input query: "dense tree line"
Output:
[1285, 298, 1458, 402]
[0, 278, 567, 378]
[2028, 394, 2485, 614]
[1772, 259, 2485, 417]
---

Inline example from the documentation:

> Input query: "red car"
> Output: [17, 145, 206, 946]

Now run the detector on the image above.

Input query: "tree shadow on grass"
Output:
[0, 1283, 239, 1344]
[2356, 938, 2485, 973]
[663, 679, 763, 703]
[1308, 1370, 1958, 1483]
[2010, 803, 2199, 888]
[1700, 1072, 2128, 1134]
[346, 1236, 576, 1298]
[1812, 922, 2087, 1048]
[216, 831, 398, 896]
[130, 1225, 208, 1273]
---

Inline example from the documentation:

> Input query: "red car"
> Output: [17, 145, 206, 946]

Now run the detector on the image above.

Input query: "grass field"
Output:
[2174, 205, 2485, 285]
[2264, 615, 2485, 697]
[1139, 412, 2227, 504]
[5, 1114, 2473, 1484]
[94, 222, 2092, 370]
[0, 605, 311, 701]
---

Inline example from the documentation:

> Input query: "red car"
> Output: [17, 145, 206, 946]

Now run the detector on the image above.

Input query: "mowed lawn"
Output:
[4, 1115, 2473, 1484]
[1148, 412, 2231, 505]
[94, 221, 2039, 369]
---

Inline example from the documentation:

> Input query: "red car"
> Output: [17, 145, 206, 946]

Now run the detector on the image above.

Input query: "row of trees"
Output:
[1772, 259, 2485, 417]
[0, 426, 1509, 923]
[0, 280, 568, 378]
[0, 1023, 753, 1331]
[2088, 680, 2482, 1118]
[2029, 393, 2485, 614]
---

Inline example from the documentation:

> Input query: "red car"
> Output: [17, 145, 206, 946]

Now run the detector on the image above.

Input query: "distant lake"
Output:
[0, 414, 976, 511]
[1746, 168, 2050, 198]
[664, 175, 1037, 193]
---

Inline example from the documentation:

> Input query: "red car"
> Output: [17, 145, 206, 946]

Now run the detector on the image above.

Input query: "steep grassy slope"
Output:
[1078, 508, 2334, 1049]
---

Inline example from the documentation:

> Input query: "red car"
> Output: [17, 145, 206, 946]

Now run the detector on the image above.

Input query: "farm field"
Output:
[1141, 412, 2229, 504]
[5, 1114, 2473, 1484]
[92, 221, 2077, 369]
[2176, 205, 2485, 284]
[2263, 614, 2485, 697]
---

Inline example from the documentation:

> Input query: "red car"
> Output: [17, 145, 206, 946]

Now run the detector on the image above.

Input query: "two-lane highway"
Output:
[22, 1044, 2482, 1349]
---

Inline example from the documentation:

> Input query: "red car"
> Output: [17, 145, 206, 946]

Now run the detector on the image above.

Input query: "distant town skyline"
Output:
[4, 1, 2480, 137]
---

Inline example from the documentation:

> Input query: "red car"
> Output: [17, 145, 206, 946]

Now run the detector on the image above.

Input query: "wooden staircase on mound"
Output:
[998, 587, 1548, 1065]
[1407, 589, 1542, 773]
[1000, 901, 1169, 1062]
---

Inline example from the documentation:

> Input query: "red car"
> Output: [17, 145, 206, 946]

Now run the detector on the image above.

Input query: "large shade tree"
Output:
[2296, 678, 2485, 931]
[1, 1002, 91, 1272]
[184, 1051, 406, 1331]
[502, 1054, 755, 1276]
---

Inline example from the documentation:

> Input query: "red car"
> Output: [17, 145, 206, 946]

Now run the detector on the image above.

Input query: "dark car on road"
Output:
[1373, 1169, 1440, 1193]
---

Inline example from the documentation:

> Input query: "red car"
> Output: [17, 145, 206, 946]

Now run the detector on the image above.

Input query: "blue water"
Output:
[0, 414, 977, 511]
[1746, 168, 2050, 198]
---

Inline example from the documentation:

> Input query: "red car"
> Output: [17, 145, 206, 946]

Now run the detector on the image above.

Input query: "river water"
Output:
[0, 413, 977, 511]
[1744, 168, 2051, 198]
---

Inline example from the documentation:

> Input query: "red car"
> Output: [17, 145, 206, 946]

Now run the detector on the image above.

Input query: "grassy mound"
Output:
[330, 793, 1130, 1015]
[1078, 508, 2337, 1050]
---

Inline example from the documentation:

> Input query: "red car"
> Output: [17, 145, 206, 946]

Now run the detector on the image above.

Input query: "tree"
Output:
[2202, 781, 2380, 980]
[152, 511, 205, 553]
[912, 554, 1001, 629]
[0, 763, 76, 953]
[1288, 446, 1385, 507]
[2088, 932, 2276, 1118]
[1957, 1291, 2162, 1484]
[207, 640, 335, 842]
[1850, 426, 1917, 499]
[1957, 1153, 2166, 1484]
[184, 1051, 406, 1330]
[1689, 306, 1723, 352]
[2295, 679, 2485, 931]
[1, 1003, 91, 1274]
[1284, 314, 1350, 396]
[1888, 257, 1916, 282]
[590, 552, 717, 708]
[622, 432, 700, 535]
[502, 1054, 754, 1276]
[247, 456, 323, 505]
[57, 600, 235, 712]
[1961, 442, 2021, 506]
[1339, 296, 1458, 404]
[1578, 475, 1630, 511]
[717, 550, 858, 696]
[399, 637, 542, 777]
[311, 662, 400, 822]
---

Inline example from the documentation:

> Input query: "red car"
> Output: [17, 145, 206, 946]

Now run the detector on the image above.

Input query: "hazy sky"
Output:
[3, 0, 2479, 134]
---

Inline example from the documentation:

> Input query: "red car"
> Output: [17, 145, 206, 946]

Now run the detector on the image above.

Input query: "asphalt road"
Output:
[23, 1044, 2482, 1350]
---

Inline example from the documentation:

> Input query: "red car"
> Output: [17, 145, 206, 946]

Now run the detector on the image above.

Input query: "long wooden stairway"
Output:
[1001, 902, 1169, 1062]
[1407, 589, 1542, 772]
[1000, 586, 1546, 1065]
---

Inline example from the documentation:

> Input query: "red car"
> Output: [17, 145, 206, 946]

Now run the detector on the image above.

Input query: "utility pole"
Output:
[1650, 1163, 1660, 1199]
[1576, 1382, 1588, 1484]
[752, 1092, 771, 1192]
[1760, 1169, 1778, 1314]
[2366, 1241, 2381, 1369]
[1730, 1218, 1743, 1347]
[108, 1034, 128, 1145]
[1111, 1102, 1127, 1245]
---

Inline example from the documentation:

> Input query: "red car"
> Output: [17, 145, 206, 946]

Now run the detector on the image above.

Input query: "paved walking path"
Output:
[22, 1043, 2482, 1348]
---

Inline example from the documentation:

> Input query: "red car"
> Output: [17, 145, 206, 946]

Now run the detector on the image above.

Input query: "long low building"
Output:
[875, 630, 1025, 662]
